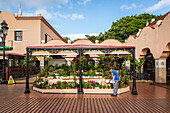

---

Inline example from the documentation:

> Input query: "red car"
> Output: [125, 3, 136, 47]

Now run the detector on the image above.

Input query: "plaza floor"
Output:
[0, 83, 169, 113]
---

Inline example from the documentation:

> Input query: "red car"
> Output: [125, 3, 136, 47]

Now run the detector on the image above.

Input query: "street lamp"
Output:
[0, 20, 9, 84]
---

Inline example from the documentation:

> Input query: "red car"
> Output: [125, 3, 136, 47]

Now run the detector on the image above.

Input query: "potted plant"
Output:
[118, 81, 125, 88]
[109, 54, 115, 61]
[125, 55, 132, 61]
[99, 55, 107, 61]
[99, 85, 102, 89]
[103, 85, 106, 89]
[94, 65, 99, 72]
[79, 56, 87, 62]
[107, 85, 110, 89]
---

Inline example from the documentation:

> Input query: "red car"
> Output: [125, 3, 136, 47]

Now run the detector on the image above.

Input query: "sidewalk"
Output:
[14, 75, 37, 84]
[0, 83, 169, 112]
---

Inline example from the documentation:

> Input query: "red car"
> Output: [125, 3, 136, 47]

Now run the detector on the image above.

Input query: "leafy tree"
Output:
[86, 13, 161, 43]
[63, 37, 70, 43]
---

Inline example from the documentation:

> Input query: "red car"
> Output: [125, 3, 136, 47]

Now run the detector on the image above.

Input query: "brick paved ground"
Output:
[0, 83, 169, 113]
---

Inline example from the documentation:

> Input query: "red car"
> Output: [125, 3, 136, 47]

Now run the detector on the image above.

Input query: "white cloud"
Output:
[23, 9, 53, 20]
[120, 3, 137, 10]
[62, 33, 98, 41]
[23, 9, 84, 21]
[77, 0, 91, 6]
[144, 0, 170, 12]
[71, 13, 84, 20]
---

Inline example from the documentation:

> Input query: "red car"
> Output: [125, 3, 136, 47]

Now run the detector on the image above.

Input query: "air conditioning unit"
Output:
[41, 40, 45, 44]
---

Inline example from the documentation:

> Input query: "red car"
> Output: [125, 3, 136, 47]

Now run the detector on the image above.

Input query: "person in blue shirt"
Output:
[110, 67, 120, 96]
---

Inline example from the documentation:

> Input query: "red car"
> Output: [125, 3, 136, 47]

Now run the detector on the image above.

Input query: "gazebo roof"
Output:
[27, 45, 134, 49]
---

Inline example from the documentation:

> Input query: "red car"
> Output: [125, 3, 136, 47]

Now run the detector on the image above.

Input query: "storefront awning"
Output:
[0, 46, 13, 51]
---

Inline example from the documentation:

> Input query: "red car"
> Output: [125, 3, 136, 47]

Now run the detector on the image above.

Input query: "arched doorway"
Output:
[143, 49, 155, 81]
[166, 55, 170, 84]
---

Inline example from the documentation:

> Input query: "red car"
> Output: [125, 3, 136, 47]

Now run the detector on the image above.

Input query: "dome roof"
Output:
[41, 39, 66, 46]
[100, 39, 122, 46]
[72, 39, 94, 45]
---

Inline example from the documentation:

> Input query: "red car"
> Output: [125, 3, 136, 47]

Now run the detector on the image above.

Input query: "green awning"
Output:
[0, 46, 13, 51]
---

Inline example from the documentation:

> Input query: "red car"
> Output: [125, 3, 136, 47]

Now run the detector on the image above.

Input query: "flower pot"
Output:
[99, 87, 102, 89]
[127, 58, 130, 61]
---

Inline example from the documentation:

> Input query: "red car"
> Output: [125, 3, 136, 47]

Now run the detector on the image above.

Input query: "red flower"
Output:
[52, 73, 55, 75]
[37, 79, 40, 82]
[42, 73, 44, 75]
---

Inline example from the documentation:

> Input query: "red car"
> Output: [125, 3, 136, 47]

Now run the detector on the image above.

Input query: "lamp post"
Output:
[0, 20, 9, 84]
[131, 47, 138, 95]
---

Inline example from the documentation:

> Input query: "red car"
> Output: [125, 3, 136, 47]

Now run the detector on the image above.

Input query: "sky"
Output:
[0, 0, 170, 41]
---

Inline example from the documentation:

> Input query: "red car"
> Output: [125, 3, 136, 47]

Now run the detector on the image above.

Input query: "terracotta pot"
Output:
[99, 87, 102, 89]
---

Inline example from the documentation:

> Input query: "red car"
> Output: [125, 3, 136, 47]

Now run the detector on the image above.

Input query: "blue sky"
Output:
[0, 0, 170, 40]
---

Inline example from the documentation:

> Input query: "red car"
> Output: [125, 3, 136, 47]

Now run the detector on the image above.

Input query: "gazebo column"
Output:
[44, 56, 46, 67]
[24, 48, 30, 94]
[131, 48, 138, 95]
[7, 54, 9, 80]
[155, 58, 166, 83]
[78, 49, 84, 94]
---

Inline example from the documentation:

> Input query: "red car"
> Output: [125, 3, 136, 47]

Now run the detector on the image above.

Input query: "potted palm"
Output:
[99, 55, 107, 61]
[109, 54, 115, 61]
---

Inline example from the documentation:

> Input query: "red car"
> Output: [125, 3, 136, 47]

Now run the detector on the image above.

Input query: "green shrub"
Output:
[49, 67, 54, 72]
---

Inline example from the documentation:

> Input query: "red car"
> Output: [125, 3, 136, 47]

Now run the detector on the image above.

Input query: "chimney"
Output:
[18, 8, 22, 16]
[146, 21, 149, 26]
[37, 13, 41, 17]
[151, 18, 155, 23]
[15, 13, 18, 17]
[68, 40, 71, 44]
[95, 40, 99, 44]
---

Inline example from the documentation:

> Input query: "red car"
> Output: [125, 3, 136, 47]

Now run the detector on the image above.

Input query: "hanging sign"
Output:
[8, 76, 15, 84]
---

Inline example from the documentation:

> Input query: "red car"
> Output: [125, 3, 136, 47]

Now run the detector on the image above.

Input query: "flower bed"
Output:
[33, 79, 130, 94]
[33, 86, 129, 94]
